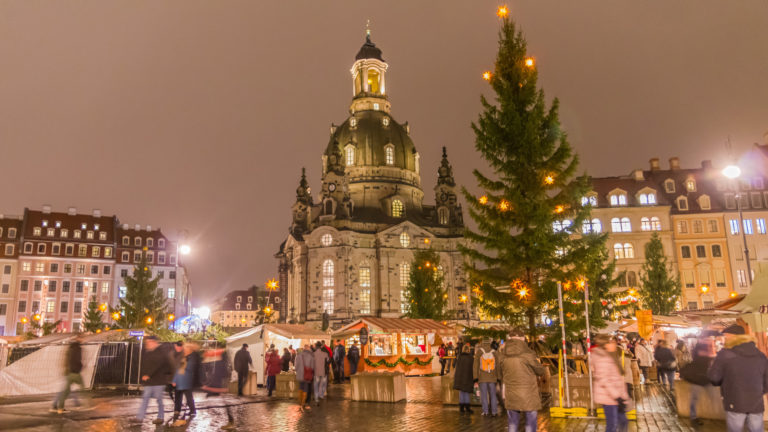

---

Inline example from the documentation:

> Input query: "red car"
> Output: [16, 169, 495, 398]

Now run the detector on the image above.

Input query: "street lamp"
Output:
[722, 164, 752, 286]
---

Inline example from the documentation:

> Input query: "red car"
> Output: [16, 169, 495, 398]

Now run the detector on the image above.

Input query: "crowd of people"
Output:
[49, 323, 768, 432]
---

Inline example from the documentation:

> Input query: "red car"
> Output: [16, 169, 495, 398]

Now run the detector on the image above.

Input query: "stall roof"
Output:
[333, 318, 456, 336]
[619, 315, 699, 333]
[226, 324, 327, 344]
[730, 263, 768, 314]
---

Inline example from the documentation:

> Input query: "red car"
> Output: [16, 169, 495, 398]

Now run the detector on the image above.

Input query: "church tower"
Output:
[277, 29, 466, 325]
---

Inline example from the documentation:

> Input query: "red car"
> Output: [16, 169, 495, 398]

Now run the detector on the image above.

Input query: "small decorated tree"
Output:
[639, 232, 681, 315]
[112, 250, 167, 329]
[402, 249, 447, 320]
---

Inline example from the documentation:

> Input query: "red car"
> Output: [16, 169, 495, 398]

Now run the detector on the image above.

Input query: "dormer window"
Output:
[55, 221, 61, 228]
[392, 199, 404, 218]
[81, 223, 87, 230]
[134, 237, 142, 246]
[698, 195, 711, 210]
[122, 236, 129, 246]
[345, 146, 355, 166]
[581, 195, 598, 207]
[382, 117, 389, 126]
[664, 179, 676, 193]
[685, 177, 697, 192]
[33, 227, 42, 236]
[94, 224, 100, 230]
[638, 193, 656, 205]
[349, 118, 357, 128]
[321, 233, 333, 247]
[609, 193, 627, 206]
[385, 145, 394, 166]
[677, 196, 689, 211]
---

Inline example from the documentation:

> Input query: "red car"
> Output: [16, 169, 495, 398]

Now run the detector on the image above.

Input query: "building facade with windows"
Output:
[276, 33, 466, 326]
[114, 224, 191, 317]
[16, 207, 117, 333]
[211, 289, 260, 328]
[0, 216, 22, 335]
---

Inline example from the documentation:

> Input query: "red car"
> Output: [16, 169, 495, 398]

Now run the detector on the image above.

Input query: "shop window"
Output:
[370, 334, 396, 356]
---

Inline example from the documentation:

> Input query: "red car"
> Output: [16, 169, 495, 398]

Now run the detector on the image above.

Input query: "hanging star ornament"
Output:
[497, 5, 509, 18]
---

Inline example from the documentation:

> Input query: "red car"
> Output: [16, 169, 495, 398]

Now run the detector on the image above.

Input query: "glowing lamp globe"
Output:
[722, 165, 741, 180]
[180, 244, 191, 255]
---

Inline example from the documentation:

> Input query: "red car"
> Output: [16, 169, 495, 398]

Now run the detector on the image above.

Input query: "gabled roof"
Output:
[333, 317, 456, 335]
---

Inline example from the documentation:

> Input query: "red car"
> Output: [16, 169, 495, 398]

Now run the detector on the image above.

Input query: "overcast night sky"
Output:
[1, 1, 766, 306]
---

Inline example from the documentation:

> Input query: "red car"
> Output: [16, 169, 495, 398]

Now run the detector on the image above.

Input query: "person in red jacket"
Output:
[264, 345, 283, 397]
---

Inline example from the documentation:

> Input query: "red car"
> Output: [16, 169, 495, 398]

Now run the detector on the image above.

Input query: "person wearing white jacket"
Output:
[634, 339, 654, 384]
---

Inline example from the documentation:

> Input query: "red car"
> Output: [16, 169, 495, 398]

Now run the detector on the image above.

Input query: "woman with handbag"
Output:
[591, 334, 630, 432]
[294, 344, 315, 412]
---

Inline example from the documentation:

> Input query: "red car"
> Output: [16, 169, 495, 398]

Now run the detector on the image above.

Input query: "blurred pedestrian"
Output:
[708, 324, 768, 432]
[654, 340, 677, 392]
[201, 345, 236, 430]
[171, 342, 200, 426]
[313, 341, 330, 404]
[289, 345, 297, 366]
[136, 336, 175, 425]
[265, 345, 282, 397]
[592, 334, 630, 432]
[500, 328, 546, 432]
[51, 335, 85, 414]
[473, 336, 499, 416]
[333, 340, 346, 383]
[635, 339, 653, 384]
[453, 343, 474, 414]
[438, 343, 448, 376]
[675, 340, 692, 370]
[167, 341, 184, 402]
[295, 344, 314, 412]
[347, 342, 360, 376]
[281, 347, 292, 372]
[233, 343, 252, 396]
[446, 341, 455, 373]
[680, 342, 714, 426]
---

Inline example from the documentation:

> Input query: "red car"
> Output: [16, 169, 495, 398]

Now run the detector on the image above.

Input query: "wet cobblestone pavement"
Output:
[0, 378, 732, 431]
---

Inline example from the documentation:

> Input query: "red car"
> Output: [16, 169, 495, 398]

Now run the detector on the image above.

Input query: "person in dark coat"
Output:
[52, 336, 85, 413]
[708, 324, 768, 432]
[202, 346, 236, 430]
[438, 343, 448, 376]
[167, 341, 184, 402]
[347, 342, 361, 376]
[233, 343, 252, 396]
[137, 336, 175, 424]
[453, 344, 475, 414]
[281, 348, 292, 372]
[680, 342, 714, 426]
[653, 340, 677, 392]
[333, 340, 346, 383]
[501, 329, 547, 432]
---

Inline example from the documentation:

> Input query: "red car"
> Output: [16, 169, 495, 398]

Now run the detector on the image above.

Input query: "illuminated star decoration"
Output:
[524, 57, 535, 68]
[266, 278, 279, 291]
[498, 199, 511, 212]
[497, 5, 509, 18]
[482, 71, 492, 81]
[478, 195, 488, 205]
[554, 205, 565, 214]
[544, 174, 555, 185]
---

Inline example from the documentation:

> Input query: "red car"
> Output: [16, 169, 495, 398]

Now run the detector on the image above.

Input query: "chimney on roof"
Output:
[146, 225, 152, 232]
[669, 157, 680, 170]
[67, 207, 77, 216]
[649, 158, 660, 171]
[701, 160, 713, 170]
[93, 209, 101, 218]
[42, 205, 51, 214]
[122, 223, 129, 230]
[632, 169, 644, 181]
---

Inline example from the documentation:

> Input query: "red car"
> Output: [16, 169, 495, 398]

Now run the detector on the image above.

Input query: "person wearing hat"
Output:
[591, 334, 630, 432]
[233, 343, 252, 396]
[708, 324, 768, 432]
[136, 336, 175, 425]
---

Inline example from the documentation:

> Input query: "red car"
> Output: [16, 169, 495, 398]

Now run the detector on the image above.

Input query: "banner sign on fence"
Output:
[636, 310, 653, 340]
[128, 330, 144, 338]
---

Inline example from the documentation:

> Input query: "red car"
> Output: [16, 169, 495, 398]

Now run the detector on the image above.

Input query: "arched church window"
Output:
[346, 147, 355, 166]
[323, 259, 334, 287]
[321, 234, 332, 247]
[392, 199, 404, 218]
[385, 146, 394, 166]
[438, 207, 449, 225]
[324, 200, 333, 215]
[399, 232, 410, 248]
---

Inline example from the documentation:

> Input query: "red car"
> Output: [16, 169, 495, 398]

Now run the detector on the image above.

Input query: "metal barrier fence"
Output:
[6, 346, 41, 366]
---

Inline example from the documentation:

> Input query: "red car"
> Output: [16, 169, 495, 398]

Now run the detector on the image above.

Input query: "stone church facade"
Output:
[275, 33, 467, 326]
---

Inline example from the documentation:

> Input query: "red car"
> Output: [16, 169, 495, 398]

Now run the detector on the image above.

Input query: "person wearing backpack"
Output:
[294, 344, 314, 412]
[474, 336, 500, 416]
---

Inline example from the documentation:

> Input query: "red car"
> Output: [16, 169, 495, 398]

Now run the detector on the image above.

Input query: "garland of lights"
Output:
[364, 356, 434, 368]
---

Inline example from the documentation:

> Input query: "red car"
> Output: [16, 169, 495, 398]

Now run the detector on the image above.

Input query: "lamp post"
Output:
[722, 165, 752, 286]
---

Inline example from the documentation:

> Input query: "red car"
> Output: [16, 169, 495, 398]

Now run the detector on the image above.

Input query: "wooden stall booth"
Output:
[332, 318, 456, 376]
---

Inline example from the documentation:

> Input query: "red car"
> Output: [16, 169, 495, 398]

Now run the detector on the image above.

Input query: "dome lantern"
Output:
[350, 27, 390, 114]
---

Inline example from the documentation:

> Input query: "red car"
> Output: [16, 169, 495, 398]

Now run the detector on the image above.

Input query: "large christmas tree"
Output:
[639, 232, 681, 315]
[112, 250, 167, 329]
[461, 10, 614, 339]
[402, 249, 448, 320]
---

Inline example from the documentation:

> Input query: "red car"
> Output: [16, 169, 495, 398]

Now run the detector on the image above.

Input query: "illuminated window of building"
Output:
[400, 263, 410, 287]
[86, 231, 94, 240]
[35, 262, 44, 272]
[323, 259, 335, 287]
[33, 227, 41, 236]
[359, 289, 371, 315]
[102, 282, 109, 293]
[73, 230, 81, 239]
[392, 199, 404, 218]
[639, 193, 656, 205]
[400, 290, 409, 314]
[651, 217, 661, 231]
[744, 219, 754, 235]
[757, 218, 767, 234]
[623, 243, 634, 258]
[47, 228, 55, 237]
[104, 247, 112, 258]
[323, 289, 334, 314]
[360, 266, 371, 289]
[346, 146, 355, 166]
[737, 270, 748, 287]
[582, 218, 601, 234]
[613, 243, 624, 259]
[678, 220, 689, 234]
[321, 233, 333, 247]
[47, 301, 55, 313]
[382, 117, 389, 126]
[385, 145, 394, 165]
[438, 207, 449, 225]
[641, 217, 651, 231]
[685, 177, 697, 192]
[610, 194, 627, 206]
[99, 232, 107, 241]
[729, 219, 739, 235]
[621, 217, 631, 232]
[664, 179, 676, 193]
[78, 245, 87, 257]
[92, 246, 100, 257]
[581, 195, 597, 207]
[41, 220, 48, 227]
[399, 232, 410, 248]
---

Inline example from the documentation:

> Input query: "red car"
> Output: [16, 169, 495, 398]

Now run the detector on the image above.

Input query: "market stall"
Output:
[225, 324, 328, 386]
[332, 318, 456, 376]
